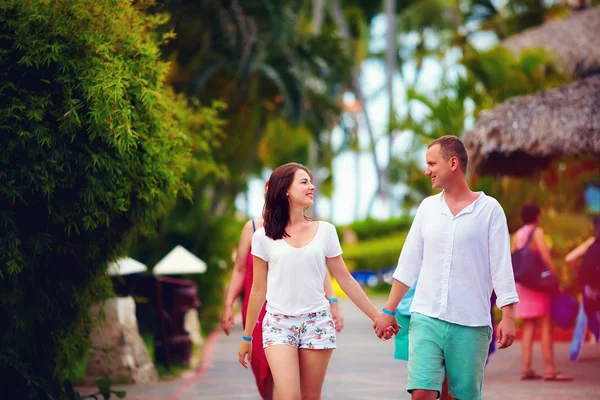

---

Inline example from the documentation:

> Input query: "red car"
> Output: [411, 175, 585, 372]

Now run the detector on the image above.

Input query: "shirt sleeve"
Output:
[489, 204, 519, 309]
[251, 230, 269, 262]
[325, 222, 343, 258]
[392, 202, 425, 287]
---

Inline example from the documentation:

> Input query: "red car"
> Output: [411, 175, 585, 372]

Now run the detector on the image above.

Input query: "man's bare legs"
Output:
[441, 376, 453, 400]
[412, 389, 438, 400]
[410, 378, 453, 400]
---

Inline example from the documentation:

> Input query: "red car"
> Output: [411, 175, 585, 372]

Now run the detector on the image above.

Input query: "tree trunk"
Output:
[329, 0, 384, 218]
[312, 0, 326, 34]
[384, 0, 396, 216]
[308, 0, 328, 218]
[354, 144, 361, 221]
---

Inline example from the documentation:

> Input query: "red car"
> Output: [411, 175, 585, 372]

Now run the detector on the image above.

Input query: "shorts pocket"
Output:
[481, 326, 492, 342]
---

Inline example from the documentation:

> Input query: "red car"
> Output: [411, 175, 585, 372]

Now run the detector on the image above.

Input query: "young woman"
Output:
[511, 204, 572, 381]
[222, 199, 343, 400]
[238, 163, 397, 400]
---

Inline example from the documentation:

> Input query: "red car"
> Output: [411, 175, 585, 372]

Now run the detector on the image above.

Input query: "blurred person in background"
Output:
[565, 216, 600, 344]
[512, 204, 572, 381]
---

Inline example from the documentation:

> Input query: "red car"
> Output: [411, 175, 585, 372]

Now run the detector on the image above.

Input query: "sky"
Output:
[236, 14, 498, 225]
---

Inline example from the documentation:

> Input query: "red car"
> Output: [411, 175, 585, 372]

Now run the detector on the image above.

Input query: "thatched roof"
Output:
[463, 74, 600, 176]
[502, 7, 600, 78]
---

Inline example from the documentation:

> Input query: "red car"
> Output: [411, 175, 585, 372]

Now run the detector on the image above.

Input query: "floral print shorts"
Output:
[262, 309, 337, 350]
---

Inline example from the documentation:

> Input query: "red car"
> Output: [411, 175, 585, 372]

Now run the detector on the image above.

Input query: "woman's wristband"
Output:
[382, 308, 395, 316]
[242, 335, 252, 342]
[328, 298, 339, 303]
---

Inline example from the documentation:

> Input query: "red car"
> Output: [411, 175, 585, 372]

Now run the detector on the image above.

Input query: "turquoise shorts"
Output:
[407, 312, 492, 400]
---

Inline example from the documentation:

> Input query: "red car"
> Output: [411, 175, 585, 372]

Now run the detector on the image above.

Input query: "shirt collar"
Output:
[439, 191, 485, 217]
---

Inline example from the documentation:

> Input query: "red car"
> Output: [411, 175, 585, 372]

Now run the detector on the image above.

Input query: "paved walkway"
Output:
[116, 298, 600, 399]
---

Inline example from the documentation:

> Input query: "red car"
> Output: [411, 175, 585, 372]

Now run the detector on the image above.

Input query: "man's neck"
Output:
[442, 178, 473, 203]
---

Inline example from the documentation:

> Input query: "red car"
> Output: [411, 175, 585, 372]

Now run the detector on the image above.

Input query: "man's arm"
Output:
[497, 303, 515, 349]
[489, 206, 519, 349]
[373, 204, 425, 339]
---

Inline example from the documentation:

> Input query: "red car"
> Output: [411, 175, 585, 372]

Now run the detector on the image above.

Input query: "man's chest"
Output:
[421, 214, 489, 249]
[445, 199, 476, 216]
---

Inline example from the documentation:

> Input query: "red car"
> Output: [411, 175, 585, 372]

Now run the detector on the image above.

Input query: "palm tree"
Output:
[133, 0, 354, 254]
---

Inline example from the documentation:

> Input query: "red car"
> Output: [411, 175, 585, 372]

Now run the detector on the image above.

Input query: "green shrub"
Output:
[342, 232, 408, 271]
[0, 0, 205, 397]
[338, 216, 413, 241]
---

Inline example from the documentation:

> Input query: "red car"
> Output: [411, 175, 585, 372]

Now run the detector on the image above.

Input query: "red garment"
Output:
[242, 248, 273, 400]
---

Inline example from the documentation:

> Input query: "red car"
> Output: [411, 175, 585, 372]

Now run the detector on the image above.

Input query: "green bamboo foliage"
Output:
[0, 0, 219, 397]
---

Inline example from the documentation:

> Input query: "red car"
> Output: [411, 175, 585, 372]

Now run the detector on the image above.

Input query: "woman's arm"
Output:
[565, 237, 595, 269]
[238, 256, 268, 368]
[326, 255, 380, 321]
[221, 220, 253, 335]
[533, 228, 556, 273]
[323, 268, 344, 332]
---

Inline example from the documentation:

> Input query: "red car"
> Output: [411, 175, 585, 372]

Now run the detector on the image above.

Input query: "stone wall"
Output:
[85, 296, 158, 385]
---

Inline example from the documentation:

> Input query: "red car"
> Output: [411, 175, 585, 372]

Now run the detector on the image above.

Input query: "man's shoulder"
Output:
[479, 193, 504, 212]
[418, 193, 442, 209]
[477, 194, 509, 224]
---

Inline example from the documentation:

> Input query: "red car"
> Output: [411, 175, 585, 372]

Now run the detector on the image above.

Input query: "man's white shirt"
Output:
[392, 191, 519, 328]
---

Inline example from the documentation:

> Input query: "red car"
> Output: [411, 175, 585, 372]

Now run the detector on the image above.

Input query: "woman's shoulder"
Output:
[317, 220, 336, 231]
[516, 224, 540, 234]
[513, 225, 526, 236]
[252, 226, 267, 239]
[514, 224, 539, 242]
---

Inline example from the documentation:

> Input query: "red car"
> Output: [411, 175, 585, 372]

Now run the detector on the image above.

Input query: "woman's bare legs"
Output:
[298, 348, 334, 400]
[265, 345, 301, 400]
[540, 313, 555, 375]
[520, 318, 537, 377]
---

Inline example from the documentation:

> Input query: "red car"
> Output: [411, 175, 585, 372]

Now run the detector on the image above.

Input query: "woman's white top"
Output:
[251, 221, 342, 316]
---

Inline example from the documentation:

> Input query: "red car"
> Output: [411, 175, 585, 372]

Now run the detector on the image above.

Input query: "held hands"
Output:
[238, 339, 252, 368]
[221, 305, 235, 335]
[373, 311, 401, 341]
[496, 316, 516, 349]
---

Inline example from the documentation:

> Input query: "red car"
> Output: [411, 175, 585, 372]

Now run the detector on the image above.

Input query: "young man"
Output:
[374, 136, 519, 400]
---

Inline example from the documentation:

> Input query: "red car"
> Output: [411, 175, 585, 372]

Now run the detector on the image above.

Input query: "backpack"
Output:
[511, 226, 560, 293]
[579, 239, 600, 289]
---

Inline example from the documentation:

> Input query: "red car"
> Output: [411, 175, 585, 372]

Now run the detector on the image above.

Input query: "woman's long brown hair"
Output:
[263, 163, 312, 240]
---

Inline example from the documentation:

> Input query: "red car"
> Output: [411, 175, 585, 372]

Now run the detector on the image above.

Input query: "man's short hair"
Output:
[428, 135, 468, 173]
